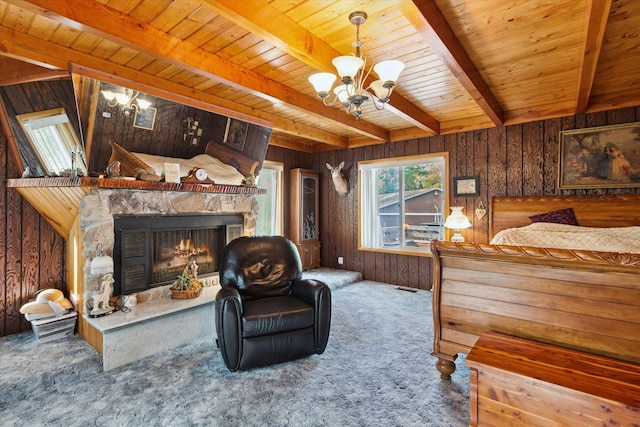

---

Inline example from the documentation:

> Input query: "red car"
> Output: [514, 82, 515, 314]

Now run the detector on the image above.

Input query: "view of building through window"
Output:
[359, 153, 448, 254]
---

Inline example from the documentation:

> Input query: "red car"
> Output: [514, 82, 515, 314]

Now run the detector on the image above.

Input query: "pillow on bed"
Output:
[108, 140, 155, 177]
[529, 208, 578, 225]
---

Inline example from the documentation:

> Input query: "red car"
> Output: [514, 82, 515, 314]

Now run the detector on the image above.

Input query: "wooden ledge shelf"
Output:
[6, 177, 265, 237]
[7, 176, 265, 195]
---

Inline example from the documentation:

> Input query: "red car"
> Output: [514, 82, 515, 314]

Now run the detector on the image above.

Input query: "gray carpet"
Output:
[0, 279, 469, 427]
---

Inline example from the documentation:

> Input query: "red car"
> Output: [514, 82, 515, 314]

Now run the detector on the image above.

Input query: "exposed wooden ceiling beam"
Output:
[11, 0, 389, 142]
[0, 27, 347, 150]
[0, 57, 69, 86]
[204, 0, 441, 135]
[576, 0, 612, 114]
[400, 0, 504, 127]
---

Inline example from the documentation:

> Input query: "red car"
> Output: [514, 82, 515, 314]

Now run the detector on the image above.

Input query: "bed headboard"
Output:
[490, 194, 640, 238]
[204, 141, 260, 177]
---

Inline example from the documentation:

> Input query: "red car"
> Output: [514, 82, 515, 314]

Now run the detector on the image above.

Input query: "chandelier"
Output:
[100, 88, 152, 116]
[308, 12, 404, 119]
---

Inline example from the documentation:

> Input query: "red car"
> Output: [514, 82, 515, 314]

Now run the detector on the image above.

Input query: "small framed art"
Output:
[453, 176, 479, 196]
[133, 107, 157, 131]
[223, 118, 248, 151]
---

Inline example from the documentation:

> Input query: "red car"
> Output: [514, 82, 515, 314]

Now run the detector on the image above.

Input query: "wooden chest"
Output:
[466, 332, 640, 426]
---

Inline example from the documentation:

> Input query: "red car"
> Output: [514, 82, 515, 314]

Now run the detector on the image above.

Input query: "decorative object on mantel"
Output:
[89, 273, 115, 317]
[105, 160, 121, 178]
[475, 201, 487, 220]
[134, 167, 162, 181]
[242, 173, 256, 187]
[163, 162, 181, 184]
[170, 261, 203, 299]
[182, 117, 203, 146]
[182, 167, 215, 185]
[308, 11, 404, 120]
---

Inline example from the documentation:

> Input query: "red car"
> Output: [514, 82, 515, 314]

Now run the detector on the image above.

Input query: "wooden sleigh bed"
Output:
[430, 194, 640, 379]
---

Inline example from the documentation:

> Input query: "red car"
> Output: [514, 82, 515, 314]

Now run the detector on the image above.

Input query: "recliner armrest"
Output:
[290, 278, 327, 304]
[291, 279, 331, 353]
[215, 286, 244, 371]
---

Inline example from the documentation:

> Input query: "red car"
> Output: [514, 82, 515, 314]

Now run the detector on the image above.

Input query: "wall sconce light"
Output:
[182, 117, 203, 146]
[444, 206, 472, 242]
[101, 88, 152, 116]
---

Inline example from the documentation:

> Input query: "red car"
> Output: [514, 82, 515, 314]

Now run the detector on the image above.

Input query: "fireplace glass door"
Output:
[113, 214, 242, 296]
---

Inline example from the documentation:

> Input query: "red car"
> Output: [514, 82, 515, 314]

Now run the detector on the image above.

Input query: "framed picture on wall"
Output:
[223, 118, 248, 151]
[133, 107, 157, 131]
[558, 122, 640, 189]
[453, 176, 479, 196]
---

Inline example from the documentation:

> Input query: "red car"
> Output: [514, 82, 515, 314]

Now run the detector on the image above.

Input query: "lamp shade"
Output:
[101, 90, 116, 101]
[308, 72, 337, 94]
[373, 60, 405, 83]
[115, 92, 131, 105]
[91, 253, 114, 276]
[443, 206, 471, 230]
[370, 80, 388, 100]
[332, 55, 364, 79]
[333, 85, 349, 103]
[136, 98, 151, 110]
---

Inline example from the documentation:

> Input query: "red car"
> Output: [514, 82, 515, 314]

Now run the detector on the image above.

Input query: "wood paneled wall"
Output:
[0, 131, 65, 337]
[267, 107, 640, 290]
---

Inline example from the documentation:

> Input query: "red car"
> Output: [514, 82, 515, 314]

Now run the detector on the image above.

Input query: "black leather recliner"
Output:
[215, 236, 331, 371]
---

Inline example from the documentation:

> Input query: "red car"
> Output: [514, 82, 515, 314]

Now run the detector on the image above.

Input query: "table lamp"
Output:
[444, 206, 471, 242]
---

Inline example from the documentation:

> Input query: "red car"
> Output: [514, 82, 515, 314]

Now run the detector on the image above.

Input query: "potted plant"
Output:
[170, 261, 203, 299]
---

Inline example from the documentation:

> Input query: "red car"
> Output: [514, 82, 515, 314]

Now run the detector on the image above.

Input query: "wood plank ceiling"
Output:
[1, 0, 639, 153]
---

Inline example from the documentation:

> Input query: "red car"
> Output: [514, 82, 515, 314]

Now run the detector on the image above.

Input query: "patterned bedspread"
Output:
[490, 222, 640, 254]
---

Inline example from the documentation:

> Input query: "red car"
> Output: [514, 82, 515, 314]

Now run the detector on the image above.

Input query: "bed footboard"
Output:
[430, 240, 640, 380]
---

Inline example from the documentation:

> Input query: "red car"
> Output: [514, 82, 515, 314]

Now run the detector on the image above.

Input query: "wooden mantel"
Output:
[7, 177, 265, 237]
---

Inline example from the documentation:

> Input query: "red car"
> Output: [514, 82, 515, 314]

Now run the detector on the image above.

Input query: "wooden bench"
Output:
[466, 332, 640, 426]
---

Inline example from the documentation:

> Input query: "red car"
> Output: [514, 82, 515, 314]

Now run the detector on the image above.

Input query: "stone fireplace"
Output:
[73, 188, 258, 370]
[80, 188, 257, 304]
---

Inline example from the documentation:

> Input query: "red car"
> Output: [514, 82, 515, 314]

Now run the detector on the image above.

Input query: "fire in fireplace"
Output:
[113, 214, 243, 296]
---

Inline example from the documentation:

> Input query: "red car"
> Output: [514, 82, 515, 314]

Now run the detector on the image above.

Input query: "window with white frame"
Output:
[358, 153, 448, 254]
[255, 160, 284, 236]
[16, 108, 86, 175]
